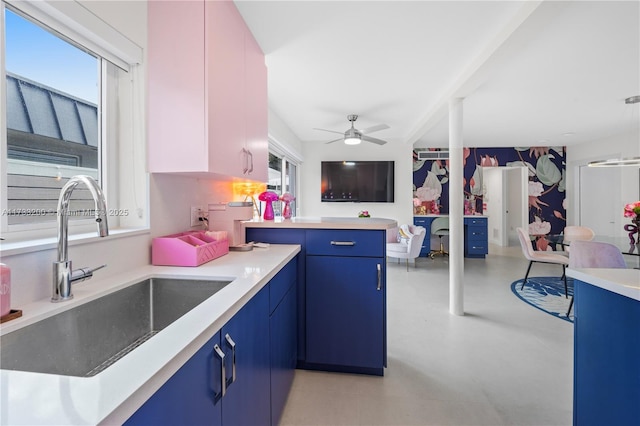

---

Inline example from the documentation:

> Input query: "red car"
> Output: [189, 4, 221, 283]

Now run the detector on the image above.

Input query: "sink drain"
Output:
[86, 330, 159, 377]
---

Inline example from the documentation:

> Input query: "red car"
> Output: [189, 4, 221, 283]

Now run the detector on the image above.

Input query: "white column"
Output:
[449, 98, 464, 316]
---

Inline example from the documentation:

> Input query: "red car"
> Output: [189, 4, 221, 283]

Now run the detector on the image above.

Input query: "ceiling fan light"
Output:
[344, 136, 361, 145]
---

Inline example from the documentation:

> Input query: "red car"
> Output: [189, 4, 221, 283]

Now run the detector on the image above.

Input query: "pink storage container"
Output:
[152, 231, 229, 266]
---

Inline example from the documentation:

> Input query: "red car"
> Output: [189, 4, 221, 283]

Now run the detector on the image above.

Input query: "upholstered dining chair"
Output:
[562, 226, 595, 252]
[387, 225, 426, 271]
[566, 240, 626, 315]
[516, 227, 570, 296]
[429, 217, 449, 258]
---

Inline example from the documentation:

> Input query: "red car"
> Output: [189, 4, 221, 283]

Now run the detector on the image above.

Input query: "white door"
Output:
[579, 166, 620, 236]
[505, 167, 528, 246]
[483, 168, 507, 246]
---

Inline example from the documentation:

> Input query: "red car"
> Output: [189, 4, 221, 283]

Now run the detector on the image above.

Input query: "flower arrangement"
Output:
[358, 210, 370, 218]
[623, 201, 640, 219]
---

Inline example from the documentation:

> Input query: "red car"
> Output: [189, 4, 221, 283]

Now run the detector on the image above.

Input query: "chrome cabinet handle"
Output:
[248, 150, 254, 173]
[330, 241, 355, 246]
[225, 333, 237, 386]
[242, 148, 249, 174]
[377, 263, 382, 291]
[213, 343, 226, 402]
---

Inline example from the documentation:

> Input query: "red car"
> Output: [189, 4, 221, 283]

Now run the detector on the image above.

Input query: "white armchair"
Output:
[386, 225, 427, 271]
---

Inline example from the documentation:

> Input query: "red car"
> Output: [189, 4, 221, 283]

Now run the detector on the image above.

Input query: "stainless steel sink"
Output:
[0, 278, 231, 377]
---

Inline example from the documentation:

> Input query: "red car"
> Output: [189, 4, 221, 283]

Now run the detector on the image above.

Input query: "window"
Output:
[1, 2, 145, 241]
[4, 7, 100, 227]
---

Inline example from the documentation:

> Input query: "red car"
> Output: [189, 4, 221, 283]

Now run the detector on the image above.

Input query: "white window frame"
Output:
[269, 136, 303, 217]
[0, 0, 146, 245]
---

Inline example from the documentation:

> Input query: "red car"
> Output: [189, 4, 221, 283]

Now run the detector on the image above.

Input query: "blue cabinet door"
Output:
[574, 280, 640, 426]
[306, 256, 384, 375]
[221, 285, 270, 426]
[126, 286, 271, 426]
[124, 332, 223, 426]
[247, 228, 307, 362]
[413, 216, 435, 257]
[270, 283, 297, 425]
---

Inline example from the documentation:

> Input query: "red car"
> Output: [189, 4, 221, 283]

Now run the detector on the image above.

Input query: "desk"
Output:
[413, 215, 488, 258]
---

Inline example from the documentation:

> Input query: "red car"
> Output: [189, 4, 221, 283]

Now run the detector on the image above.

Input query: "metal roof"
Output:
[6, 72, 98, 147]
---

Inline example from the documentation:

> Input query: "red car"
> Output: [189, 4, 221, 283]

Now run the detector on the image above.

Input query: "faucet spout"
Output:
[53, 175, 109, 302]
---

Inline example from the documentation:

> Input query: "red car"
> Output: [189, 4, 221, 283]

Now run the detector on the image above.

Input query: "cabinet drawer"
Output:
[466, 242, 487, 254]
[464, 218, 487, 226]
[269, 259, 296, 314]
[306, 230, 384, 257]
[413, 217, 429, 226]
[466, 227, 487, 239]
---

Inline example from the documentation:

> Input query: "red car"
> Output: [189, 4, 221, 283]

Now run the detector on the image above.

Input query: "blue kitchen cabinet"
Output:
[269, 260, 297, 425]
[305, 229, 386, 376]
[573, 279, 640, 426]
[124, 331, 223, 425]
[306, 256, 385, 375]
[125, 286, 270, 426]
[247, 228, 307, 362]
[413, 216, 434, 257]
[247, 227, 387, 376]
[464, 217, 488, 258]
[220, 285, 270, 426]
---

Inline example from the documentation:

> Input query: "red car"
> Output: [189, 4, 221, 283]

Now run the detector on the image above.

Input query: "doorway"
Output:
[483, 167, 528, 247]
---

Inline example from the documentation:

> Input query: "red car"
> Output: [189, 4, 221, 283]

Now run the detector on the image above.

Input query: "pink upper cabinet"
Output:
[147, 0, 268, 182]
[148, 0, 207, 172]
[243, 28, 268, 181]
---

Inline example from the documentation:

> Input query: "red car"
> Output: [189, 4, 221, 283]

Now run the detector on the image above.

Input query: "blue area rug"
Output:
[511, 277, 574, 323]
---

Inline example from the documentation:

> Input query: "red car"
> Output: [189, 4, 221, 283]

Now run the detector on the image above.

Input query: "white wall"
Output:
[566, 129, 640, 236]
[268, 108, 303, 159]
[299, 141, 413, 227]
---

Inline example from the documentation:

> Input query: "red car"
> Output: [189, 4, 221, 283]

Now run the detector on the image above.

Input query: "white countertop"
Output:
[244, 216, 397, 230]
[567, 268, 640, 302]
[0, 244, 300, 425]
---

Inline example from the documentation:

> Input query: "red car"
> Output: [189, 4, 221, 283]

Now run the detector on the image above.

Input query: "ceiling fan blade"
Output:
[313, 128, 344, 135]
[361, 135, 387, 145]
[360, 124, 390, 134]
[325, 137, 344, 144]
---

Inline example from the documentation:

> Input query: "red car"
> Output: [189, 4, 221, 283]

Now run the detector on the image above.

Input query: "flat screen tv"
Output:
[321, 161, 395, 202]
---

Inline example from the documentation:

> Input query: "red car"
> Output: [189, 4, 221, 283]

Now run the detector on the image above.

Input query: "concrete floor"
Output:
[280, 245, 573, 426]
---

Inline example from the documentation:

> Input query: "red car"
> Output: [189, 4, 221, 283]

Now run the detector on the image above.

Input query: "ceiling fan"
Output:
[314, 114, 390, 145]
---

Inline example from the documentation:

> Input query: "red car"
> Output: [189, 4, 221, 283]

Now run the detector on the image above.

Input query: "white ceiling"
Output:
[236, 0, 640, 148]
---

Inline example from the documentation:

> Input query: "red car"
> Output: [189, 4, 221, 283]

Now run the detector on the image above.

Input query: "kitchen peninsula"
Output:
[245, 217, 397, 376]
[567, 267, 640, 426]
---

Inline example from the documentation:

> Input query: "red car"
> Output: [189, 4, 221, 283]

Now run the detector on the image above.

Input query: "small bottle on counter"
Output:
[0, 263, 11, 317]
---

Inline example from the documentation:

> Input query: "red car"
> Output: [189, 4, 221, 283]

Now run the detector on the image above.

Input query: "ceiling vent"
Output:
[417, 150, 449, 160]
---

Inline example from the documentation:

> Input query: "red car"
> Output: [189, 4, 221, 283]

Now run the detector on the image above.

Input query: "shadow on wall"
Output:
[413, 147, 566, 251]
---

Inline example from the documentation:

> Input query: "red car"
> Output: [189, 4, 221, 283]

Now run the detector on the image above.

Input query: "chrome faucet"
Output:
[52, 175, 109, 302]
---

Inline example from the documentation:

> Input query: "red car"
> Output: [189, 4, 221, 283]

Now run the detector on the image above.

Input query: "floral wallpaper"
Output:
[413, 147, 567, 251]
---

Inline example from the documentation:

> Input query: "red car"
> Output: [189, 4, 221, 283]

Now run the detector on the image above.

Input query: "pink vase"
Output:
[282, 201, 292, 219]
[263, 200, 275, 220]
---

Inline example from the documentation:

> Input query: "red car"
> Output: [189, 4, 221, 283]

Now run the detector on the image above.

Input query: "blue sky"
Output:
[5, 9, 98, 104]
